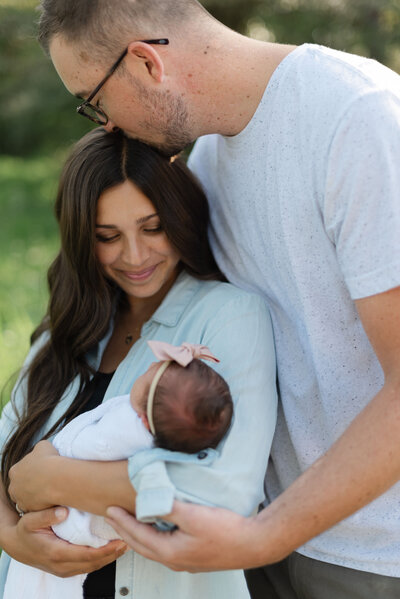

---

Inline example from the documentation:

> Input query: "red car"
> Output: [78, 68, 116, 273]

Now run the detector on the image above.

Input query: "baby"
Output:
[4, 341, 233, 599]
[135, 340, 233, 453]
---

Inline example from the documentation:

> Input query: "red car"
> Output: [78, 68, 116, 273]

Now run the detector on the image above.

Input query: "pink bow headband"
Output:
[146, 340, 219, 435]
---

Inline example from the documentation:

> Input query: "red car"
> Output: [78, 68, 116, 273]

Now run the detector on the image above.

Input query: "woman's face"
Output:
[95, 180, 180, 302]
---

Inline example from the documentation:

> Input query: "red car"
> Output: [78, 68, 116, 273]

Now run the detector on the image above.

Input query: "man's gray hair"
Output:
[37, 0, 208, 58]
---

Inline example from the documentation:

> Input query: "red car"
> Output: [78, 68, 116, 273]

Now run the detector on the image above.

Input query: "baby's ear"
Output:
[141, 413, 151, 432]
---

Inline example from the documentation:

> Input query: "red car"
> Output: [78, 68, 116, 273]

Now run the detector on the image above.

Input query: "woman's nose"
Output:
[122, 237, 149, 265]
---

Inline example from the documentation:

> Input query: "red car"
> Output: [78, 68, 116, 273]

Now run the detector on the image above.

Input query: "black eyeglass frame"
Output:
[76, 38, 169, 125]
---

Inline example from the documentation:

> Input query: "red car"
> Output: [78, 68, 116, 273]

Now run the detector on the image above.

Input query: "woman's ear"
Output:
[140, 412, 151, 431]
[126, 41, 165, 83]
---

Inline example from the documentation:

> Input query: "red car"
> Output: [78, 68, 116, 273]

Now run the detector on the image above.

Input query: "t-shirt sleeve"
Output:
[323, 90, 400, 299]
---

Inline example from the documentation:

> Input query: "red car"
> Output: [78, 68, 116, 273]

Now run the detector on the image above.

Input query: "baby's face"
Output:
[130, 361, 160, 415]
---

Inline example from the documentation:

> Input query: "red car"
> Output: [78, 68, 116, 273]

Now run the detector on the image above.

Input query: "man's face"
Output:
[49, 35, 194, 156]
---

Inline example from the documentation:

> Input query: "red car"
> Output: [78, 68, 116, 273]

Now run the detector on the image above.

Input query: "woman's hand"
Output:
[8, 440, 59, 512]
[3, 507, 128, 577]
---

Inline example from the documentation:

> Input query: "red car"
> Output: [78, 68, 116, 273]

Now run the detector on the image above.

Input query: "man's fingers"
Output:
[105, 508, 164, 558]
[160, 500, 201, 527]
[105, 502, 254, 572]
[106, 505, 137, 526]
[105, 506, 149, 546]
[105, 507, 204, 572]
[107, 500, 195, 529]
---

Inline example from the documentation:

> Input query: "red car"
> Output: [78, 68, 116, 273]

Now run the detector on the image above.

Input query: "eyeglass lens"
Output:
[80, 104, 108, 124]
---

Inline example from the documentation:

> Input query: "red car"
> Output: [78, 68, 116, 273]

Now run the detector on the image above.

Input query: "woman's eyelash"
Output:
[96, 225, 162, 241]
[96, 234, 119, 243]
[144, 225, 163, 233]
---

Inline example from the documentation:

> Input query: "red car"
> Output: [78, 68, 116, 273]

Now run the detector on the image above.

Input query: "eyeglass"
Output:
[76, 38, 169, 126]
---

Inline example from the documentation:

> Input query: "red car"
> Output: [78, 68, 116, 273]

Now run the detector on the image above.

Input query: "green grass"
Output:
[0, 153, 64, 398]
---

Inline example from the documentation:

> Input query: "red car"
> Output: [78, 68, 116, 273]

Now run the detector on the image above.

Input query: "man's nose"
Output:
[103, 119, 119, 133]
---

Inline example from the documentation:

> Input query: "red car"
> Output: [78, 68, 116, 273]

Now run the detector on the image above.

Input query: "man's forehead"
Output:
[49, 35, 98, 98]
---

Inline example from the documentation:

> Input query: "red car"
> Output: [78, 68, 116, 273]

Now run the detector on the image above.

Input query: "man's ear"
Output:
[126, 41, 165, 83]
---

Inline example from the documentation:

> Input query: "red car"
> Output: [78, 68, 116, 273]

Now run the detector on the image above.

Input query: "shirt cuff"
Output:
[128, 447, 217, 521]
[129, 458, 175, 522]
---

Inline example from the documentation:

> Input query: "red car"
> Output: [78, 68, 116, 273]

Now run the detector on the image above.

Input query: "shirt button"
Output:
[119, 587, 129, 596]
[197, 451, 208, 459]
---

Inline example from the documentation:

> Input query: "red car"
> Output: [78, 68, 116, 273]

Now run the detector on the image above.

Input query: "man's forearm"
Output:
[254, 380, 400, 565]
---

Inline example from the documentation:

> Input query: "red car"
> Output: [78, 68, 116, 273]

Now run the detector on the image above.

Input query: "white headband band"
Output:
[145, 340, 219, 436]
[146, 360, 171, 436]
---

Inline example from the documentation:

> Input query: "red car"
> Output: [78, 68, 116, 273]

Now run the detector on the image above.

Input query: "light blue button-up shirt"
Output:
[0, 272, 277, 599]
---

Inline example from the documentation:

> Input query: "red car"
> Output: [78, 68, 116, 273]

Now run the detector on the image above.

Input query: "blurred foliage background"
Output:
[1, 0, 400, 393]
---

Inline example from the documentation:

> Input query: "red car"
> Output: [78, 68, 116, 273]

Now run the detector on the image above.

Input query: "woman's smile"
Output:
[121, 264, 159, 281]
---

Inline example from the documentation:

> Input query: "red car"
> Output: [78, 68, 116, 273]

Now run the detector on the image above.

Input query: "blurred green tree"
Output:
[204, 0, 400, 69]
[0, 1, 94, 156]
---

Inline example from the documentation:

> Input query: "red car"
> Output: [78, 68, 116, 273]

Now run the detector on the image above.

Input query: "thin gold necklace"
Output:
[124, 323, 143, 345]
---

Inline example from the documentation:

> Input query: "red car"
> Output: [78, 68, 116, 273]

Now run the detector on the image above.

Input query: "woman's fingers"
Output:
[50, 540, 129, 577]
[21, 506, 68, 530]
[14, 508, 128, 577]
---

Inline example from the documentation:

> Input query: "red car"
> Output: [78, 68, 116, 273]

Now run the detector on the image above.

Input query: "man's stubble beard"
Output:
[125, 73, 194, 157]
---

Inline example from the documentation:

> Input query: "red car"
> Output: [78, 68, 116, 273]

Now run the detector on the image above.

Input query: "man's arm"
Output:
[106, 286, 400, 571]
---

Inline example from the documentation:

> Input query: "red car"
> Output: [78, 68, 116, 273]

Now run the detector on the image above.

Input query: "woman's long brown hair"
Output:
[1, 128, 222, 494]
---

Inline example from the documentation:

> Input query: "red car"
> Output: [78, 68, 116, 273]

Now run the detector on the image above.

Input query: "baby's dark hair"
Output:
[152, 360, 233, 453]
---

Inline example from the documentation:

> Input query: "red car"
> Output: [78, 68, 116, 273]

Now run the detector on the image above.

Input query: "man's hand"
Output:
[4, 507, 128, 577]
[105, 501, 263, 572]
[9, 440, 59, 512]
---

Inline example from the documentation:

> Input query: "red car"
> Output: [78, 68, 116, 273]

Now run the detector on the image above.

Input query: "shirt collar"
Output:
[90, 271, 201, 367]
[144, 271, 201, 329]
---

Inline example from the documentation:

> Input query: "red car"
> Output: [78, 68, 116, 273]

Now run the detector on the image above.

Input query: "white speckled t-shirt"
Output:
[189, 44, 400, 576]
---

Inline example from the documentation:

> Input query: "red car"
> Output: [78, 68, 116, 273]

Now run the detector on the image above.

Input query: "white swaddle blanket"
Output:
[4, 394, 153, 599]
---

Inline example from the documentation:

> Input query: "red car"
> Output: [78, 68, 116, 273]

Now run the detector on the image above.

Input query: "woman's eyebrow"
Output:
[95, 213, 158, 228]
[136, 213, 158, 225]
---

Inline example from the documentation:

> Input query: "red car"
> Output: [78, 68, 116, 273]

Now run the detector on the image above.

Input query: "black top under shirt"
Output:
[74, 371, 116, 599]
